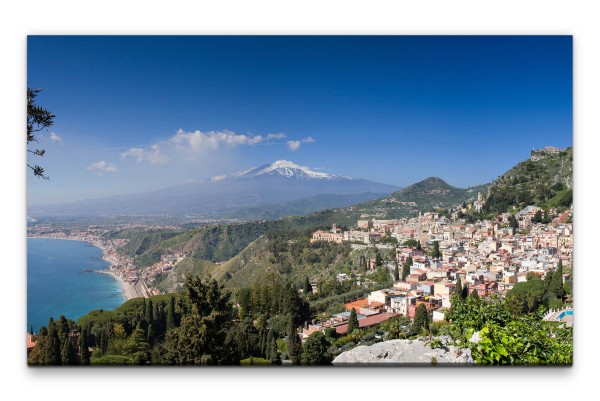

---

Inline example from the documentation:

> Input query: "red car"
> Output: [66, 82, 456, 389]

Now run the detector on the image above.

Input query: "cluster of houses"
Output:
[303, 204, 573, 340]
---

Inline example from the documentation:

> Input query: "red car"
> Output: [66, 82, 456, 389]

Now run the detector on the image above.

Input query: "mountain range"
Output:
[28, 160, 400, 220]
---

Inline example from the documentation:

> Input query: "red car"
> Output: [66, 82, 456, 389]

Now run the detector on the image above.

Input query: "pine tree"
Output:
[147, 323, 155, 346]
[462, 285, 469, 299]
[166, 296, 176, 330]
[287, 319, 302, 365]
[347, 308, 359, 332]
[145, 298, 154, 325]
[61, 338, 76, 365]
[375, 251, 382, 267]
[413, 304, 429, 331]
[44, 319, 61, 365]
[79, 327, 91, 365]
[509, 214, 519, 230]
[455, 277, 463, 299]
[265, 328, 274, 360]
[303, 277, 312, 294]
[550, 260, 565, 300]
[402, 256, 412, 282]
[432, 241, 441, 259]
[469, 289, 480, 300]
[301, 331, 331, 365]
[394, 263, 400, 281]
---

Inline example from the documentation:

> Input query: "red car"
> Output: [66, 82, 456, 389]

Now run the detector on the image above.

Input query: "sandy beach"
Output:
[99, 270, 139, 300]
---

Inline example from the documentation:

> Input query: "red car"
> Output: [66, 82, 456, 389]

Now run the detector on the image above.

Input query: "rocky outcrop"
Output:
[332, 337, 474, 366]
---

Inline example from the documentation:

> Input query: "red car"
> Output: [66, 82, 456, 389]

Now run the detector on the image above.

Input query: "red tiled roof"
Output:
[345, 299, 369, 311]
[336, 312, 399, 335]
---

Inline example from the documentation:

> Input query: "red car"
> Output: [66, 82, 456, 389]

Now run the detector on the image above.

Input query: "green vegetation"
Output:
[27, 87, 55, 179]
[444, 296, 572, 365]
[301, 332, 331, 365]
[352, 177, 487, 220]
[413, 304, 429, 331]
[482, 147, 572, 216]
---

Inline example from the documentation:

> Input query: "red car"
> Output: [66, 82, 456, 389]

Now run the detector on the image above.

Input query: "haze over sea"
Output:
[27, 238, 125, 331]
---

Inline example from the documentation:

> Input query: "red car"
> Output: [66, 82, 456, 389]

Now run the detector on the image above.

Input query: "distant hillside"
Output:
[482, 147, 572, 215]
[350, 177, 487, 219]
[114, 209, 358, 268]
[114, 177, 491, 269]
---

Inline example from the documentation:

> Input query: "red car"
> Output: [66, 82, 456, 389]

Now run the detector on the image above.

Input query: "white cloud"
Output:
[266, 133, 286, 140]
[287, 140, 302, 151]
[87, 160, 118, 176]
[49, 132, 63, 143]
[286, 136, 316, 152]
[117, 129, 302, 163]
[169, 129, 279, 153]
[119, 144, 169, 164]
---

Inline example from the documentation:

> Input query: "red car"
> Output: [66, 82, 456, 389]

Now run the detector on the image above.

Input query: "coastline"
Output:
[97, 270, 136, 300]
[27, 235, 138, 301]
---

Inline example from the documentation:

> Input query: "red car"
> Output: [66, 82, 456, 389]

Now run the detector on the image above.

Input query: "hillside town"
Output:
[303, 201, 574, 339]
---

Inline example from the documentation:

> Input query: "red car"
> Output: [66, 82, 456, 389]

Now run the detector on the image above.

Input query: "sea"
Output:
[27, 237, 126, 332]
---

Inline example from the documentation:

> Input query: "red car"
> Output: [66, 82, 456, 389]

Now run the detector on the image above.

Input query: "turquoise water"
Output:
[556, 310, 573, 320]
[27, 238, 126, 332]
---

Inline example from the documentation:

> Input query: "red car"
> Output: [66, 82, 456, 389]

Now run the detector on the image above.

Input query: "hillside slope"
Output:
[482, 147, 572, 215]
[351, 177, 487, 219]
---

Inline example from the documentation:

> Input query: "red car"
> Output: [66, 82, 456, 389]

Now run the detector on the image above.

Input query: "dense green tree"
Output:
[162, 276, 234, 365]
[544, 271, 554, 291]
[402, 256, 412, 282]
[147, 324, 155, 346]
[301, 331, 331, 365]
[526, 272, 541, 281]
[27, 87, 54, 179]
[44, 319, 61, 365]
[508, 214, 519, 230]
[166, 296, 177, 330]
[394, 263, 400, 281]
[287, 319, 302, 365]
[432, 241, 441, 259]
[505, 279, 547, 314]
[265, 328, 275, 360]
[470, 289, 480, 300]
[145, 298, 154, 325]
[347, 308, 359, 332]
[78, 327, 91, 365]
[375, 251, 382, 267]
[462, 285, 469, 299]
[403, 239, 419, 248]
[413, 304, 429, 331]
[303, 276, 313, 294]
[550, 260, 565, 300]
[123, 325, 151, 365]
[61, 338, 76, 365]
[455, 277, 463, 300]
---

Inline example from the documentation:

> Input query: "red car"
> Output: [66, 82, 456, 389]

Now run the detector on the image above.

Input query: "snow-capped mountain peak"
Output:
[210, 160, 349, 182]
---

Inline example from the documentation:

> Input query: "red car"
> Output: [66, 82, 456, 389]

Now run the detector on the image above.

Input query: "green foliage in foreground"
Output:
[301, 332, 331, 365]
[91, 354, 134, 365]
[240, 357, 271, 366]
[444, 296, 572, 365]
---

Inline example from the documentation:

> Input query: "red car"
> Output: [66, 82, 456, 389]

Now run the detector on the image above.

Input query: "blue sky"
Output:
[27, 36, 572, 204]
